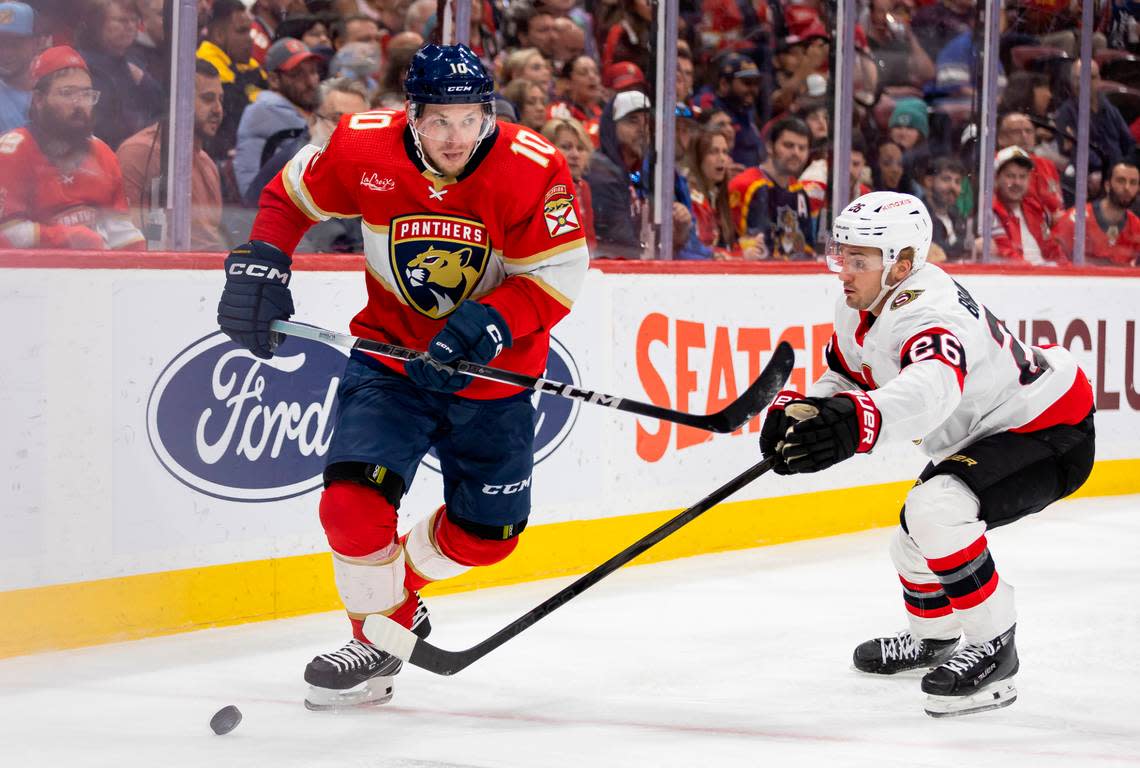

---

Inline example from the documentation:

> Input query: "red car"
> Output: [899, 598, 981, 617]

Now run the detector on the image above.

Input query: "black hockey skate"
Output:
[303, 597, 431, 711]
[922, 625, 1018, 718]
[853, 630, 960, 674]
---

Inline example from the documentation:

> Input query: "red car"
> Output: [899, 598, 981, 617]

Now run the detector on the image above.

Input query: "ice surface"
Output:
[2, 494, 1138, 767]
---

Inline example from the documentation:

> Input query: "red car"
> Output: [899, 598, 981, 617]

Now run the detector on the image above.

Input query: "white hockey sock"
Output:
[889, 526, 962, 640]
[331, 540, 407, 620]
[403, 507, 472, 583]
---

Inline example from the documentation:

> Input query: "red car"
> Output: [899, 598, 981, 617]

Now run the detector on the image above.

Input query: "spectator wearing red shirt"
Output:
[685, 128, 762, 260]
[997, 110, 1064, 222]
[1054, 161, 1140, 267]
[548, 55, 603, 147]
[249, 0, 292, 64]
[986, 146, 1066, 264]
[0, 46, 143, 250]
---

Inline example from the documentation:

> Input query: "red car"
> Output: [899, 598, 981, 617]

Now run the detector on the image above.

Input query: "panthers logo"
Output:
[390, 214, 491, 319]
[774, 206, 806, 258]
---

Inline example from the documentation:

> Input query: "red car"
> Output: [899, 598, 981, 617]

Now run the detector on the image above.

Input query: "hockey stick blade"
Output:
[271, 320, 795, 434]
[364, 456, 779, 676]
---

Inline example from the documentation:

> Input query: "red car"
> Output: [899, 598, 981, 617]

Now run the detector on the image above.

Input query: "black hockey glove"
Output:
[405, 301, 512, 393]
[217, 240, 294, 359]
[759, 390, 805, 475]
[780, 392, 882, 474]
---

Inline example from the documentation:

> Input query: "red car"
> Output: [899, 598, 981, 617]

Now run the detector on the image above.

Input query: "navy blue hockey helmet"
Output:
[404, 44, 495, 105]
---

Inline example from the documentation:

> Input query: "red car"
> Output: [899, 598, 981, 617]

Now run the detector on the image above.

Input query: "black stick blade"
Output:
[704, 340, 796, 432]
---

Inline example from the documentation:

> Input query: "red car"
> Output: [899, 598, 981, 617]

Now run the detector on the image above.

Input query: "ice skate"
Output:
[853, 630, 960, 674]
[922, 625, 1018, 717]
[304, 597, 431, 711]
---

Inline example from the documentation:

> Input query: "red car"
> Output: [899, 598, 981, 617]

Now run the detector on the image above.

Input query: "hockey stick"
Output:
[364, 455, 780, 676]
[271, 319, 794, 434]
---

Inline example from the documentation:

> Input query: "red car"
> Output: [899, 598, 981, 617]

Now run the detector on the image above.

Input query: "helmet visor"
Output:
[412, 103, 496, 143]
[824, 238, 884, 274]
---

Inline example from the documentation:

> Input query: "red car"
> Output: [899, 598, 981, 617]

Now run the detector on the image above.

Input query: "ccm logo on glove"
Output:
[227, 262, 291, 284]
[487, 324, 505, 357]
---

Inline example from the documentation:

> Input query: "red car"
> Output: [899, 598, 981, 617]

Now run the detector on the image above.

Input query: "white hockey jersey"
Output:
[808, 264, 1093, 462]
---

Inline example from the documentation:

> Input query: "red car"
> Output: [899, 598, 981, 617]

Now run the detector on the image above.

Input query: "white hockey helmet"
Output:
[827, 191, 933, 272]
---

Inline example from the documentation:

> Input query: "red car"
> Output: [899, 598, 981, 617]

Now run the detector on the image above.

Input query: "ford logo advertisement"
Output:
[147, 333, 581, 502]
[146, 333, 345, 502]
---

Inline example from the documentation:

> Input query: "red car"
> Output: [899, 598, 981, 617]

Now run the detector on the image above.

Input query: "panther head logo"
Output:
[389, 214, 490, 318]
[405, 245, 483, 317]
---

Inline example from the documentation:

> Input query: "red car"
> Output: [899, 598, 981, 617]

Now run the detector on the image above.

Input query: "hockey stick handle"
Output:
[271, 320, 788, 434]
[365, 456, 778, 675]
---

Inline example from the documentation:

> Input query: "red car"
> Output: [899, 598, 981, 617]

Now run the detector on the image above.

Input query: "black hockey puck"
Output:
[210, 705, 242, 735]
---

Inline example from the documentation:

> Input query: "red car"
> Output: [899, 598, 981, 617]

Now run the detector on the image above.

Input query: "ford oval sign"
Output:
[146, 333, 346, 502]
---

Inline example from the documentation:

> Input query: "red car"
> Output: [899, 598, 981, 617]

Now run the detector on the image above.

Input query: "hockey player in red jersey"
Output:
[0, 46, 144, 250]
[217, 44, 589, 710]
[760, 192, 1095, 717]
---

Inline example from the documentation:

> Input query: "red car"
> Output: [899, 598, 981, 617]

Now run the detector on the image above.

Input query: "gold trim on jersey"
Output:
[517, 272, 573, 308]
[281, 156, 323, 222]
[362, 220, 391, 234]
[282, 150, 357, 221]
[503, 237, 588, 265]
[421, 169, 459, 192]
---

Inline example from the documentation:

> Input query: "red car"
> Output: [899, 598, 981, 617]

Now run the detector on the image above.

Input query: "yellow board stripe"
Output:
[2, 459, 1137, 659]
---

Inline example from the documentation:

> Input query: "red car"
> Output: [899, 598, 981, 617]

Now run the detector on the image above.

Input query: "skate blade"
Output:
[304, 677, 394, 712]
[924, 678, 1017, 718]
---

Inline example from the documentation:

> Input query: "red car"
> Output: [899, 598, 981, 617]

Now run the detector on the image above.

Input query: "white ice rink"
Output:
[2, 493, 1138, 768]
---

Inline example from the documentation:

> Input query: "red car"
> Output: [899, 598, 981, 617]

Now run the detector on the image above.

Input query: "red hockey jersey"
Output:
[251, 109, 590, 399]
[0, 128, 145, 250]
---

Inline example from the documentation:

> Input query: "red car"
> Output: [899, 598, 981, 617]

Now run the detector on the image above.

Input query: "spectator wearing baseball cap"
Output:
[772, 7, 829, 115]
[0, 44, 145, 251]
[74, 0, 164, 150]
[696, 52, 766, 169]
[585, 89, 653, 258]
[988, 146, 1066, 265]
[233, 37, 321, 198]
[0, 1, 39, 133]
[601, 60, 645, 94]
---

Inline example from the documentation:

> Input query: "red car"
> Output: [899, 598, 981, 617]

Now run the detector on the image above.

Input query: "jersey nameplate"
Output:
[389, 213, 491, 319]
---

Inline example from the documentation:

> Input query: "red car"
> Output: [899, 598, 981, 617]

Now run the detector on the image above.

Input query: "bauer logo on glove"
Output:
[778, 393, 881, 474]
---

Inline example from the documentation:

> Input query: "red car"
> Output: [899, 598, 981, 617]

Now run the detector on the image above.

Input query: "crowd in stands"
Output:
[0, 0, 1138, 265]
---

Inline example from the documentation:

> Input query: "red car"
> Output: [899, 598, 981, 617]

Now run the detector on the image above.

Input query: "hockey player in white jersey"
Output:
[760, 191, 1095, 717]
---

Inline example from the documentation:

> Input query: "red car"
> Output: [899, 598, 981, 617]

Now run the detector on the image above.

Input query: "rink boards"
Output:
[2, 255, 1139, 658]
